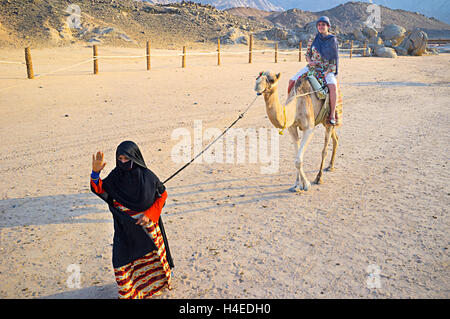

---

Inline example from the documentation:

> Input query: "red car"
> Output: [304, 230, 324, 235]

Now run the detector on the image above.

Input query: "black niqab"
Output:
[103, 141, 165, 212]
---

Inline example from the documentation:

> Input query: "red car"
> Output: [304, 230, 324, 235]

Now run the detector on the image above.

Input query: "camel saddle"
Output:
[288, 73, 343, 126]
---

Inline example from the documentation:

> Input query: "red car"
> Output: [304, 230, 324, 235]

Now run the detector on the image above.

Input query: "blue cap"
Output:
[316, 16, 331, 27]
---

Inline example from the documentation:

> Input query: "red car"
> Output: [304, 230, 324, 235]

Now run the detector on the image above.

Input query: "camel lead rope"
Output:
[162, 95, 260, 185]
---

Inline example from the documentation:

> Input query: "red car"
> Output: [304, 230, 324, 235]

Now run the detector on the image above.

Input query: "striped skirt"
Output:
[113, 207, 172, 299]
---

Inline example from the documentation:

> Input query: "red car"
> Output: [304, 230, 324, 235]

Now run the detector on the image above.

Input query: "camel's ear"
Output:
[276, 73, 281, 80]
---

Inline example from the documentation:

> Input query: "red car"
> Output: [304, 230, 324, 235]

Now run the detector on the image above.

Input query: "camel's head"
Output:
[254, 71, 281, 95]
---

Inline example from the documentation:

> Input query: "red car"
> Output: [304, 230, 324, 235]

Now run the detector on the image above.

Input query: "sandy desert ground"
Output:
[0, 45, 449, 298]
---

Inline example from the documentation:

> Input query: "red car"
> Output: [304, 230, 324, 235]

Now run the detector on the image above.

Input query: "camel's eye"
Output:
[269, 78, 275, 84]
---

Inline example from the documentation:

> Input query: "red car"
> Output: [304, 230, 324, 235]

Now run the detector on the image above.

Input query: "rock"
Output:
[238, 35, 248, 45]
[369, 35, 383, 46]
[302, 21, 318, 38]
[92, 26, 115, 35]
[409, 28, 428, 56]
[384, 40, 394, 47]
[426, 47, 439, 55]
[393, 46, 408, 56]
[397, 28, 428, 56]
[374, 46, 397, 58]
[398, 35, 412, 52]
[381, 24, 406, 46]
[362, 25, 378, 39]
[266, 27, 288, 41]
[353, 29, 367, 42]
[259, 35, 268, 41]
[222, 27, 247, 45]
[118, 33, 132, 42]
[87, 38, 101, 43]
[298, 32, 314, 42]
[287, 34, 299, 47]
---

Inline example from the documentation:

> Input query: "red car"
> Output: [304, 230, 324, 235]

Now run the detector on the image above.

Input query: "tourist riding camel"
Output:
[289, 16, 339, 125]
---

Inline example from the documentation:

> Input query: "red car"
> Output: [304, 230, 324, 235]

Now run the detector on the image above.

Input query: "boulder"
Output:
[222, 28, 247, 45]
[384, 40, 394, 47]
[426, 47, 439, 55]
[353, 29, 367, 42]
[393, 46, 408, 56]
[87, 38, 102, 44]
[381, 24, 406, 46]
[397, 28, 428, 56]
[238, 35, 249, 45]
[92, 26, 115, 35]
[266, 27, 288, 41]
[258, 35, 268, 41]
[118, 33, 133, 42]
[298, 21, 318, 41]
[298, 32, 314, 42]
[409, 28, 428, 56]
[374, 46, 397, 58]
[287, 34, 299, 47]
[369, 35, 383, 46]
[303, 21, 317, 35]
[362, 25, 378, 39]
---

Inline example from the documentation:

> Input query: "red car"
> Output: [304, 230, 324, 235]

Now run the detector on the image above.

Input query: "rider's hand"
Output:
[92, 151, 107, 173]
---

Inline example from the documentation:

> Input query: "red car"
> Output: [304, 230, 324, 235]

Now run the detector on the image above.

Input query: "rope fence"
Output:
[1, 39, 367, 81]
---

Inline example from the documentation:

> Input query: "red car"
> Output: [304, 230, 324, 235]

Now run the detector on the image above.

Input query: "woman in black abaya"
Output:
[90, 141, 174, 299]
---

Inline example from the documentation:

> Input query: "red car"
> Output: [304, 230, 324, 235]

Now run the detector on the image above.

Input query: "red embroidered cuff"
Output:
[144, 190, 168, 223]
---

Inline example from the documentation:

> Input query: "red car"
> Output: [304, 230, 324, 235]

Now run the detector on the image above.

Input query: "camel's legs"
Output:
[287, 126, 301, 190]
[326, 128, 339, 171]
[295, 127, 315, 191]
[314, 125, 332, 184]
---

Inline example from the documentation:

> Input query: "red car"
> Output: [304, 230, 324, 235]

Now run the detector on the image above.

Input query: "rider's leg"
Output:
[325, 73, 338, 124]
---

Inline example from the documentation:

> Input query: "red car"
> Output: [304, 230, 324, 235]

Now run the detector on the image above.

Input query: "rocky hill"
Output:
[140, 0, 284, 12]
[227, 2, 450, 38]
[0, 0, 272, 49]
[0, 0, 448, 49]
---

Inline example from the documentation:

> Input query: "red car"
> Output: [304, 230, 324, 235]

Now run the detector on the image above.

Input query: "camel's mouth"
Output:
[254, 76, 267, 95]
[254, 71, 280, 95]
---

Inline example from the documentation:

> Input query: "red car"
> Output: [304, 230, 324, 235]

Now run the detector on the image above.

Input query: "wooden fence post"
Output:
[349, 40, 353, 59]
[274, 43, 278, 63]
[24, 47, 34, 79]
[146, 40, 151, 70]
[93, 45, 98, 74]
[363, 41, 367, 57]
[299, 42, 302, 62]
[182, 46, 186, 68]
[248, 34, 253, 64]
[217, 39, 221, 66]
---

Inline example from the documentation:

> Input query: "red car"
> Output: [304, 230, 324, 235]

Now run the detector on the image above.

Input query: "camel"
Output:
[254, 70, 341, 192]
